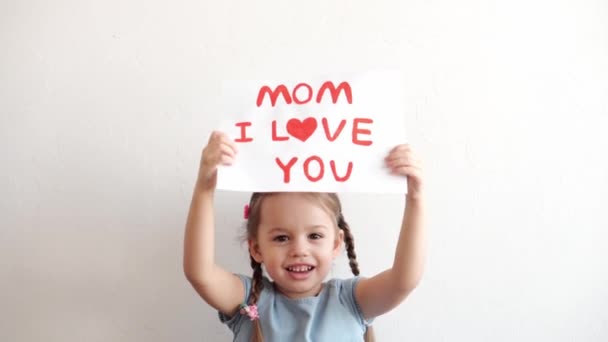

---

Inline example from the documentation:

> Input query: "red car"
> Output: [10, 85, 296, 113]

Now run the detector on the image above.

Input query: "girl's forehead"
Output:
[259, 193, 336, 224]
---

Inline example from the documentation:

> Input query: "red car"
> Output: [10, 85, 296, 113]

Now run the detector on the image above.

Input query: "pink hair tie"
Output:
[243, 204, 250, 219]
[240, 303, 259, 321]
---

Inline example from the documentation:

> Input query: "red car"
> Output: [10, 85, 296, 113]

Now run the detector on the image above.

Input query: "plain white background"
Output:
[1, 0, 607, 341]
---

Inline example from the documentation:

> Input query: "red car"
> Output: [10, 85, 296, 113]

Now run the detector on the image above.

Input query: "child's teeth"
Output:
[289, 266, 312, 272]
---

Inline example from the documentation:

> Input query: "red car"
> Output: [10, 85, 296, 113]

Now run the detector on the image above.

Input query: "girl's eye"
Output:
[309, 233, 323, 240]
[273, 235, 288, 242]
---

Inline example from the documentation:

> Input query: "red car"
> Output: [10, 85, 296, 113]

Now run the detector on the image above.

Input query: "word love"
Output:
[235, 117, 373, 145]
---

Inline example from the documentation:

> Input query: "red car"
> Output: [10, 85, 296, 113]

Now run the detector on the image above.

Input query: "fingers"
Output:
[392, 166, 422, 181]
[203, 131, 239, 168]
[218, 141, 237, 164]
[385, 144, 422, 177]
[385, 144, 421, 166]
[208, 131, 238, 154]
[206, 145, 235, 166]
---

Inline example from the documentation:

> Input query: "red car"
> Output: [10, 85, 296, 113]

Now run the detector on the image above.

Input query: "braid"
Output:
[246, 192, 266, 342]
[249, 256, 264, 342]
[338, 211, 375, 342]
[337, 213, 360, 276]
[249, 256, 264, 305]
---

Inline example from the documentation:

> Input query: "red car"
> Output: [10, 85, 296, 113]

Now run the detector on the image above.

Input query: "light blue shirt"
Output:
[219, 274, 373, 341]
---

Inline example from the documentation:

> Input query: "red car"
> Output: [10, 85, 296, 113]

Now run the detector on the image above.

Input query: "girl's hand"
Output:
[385, 144, 424, 200]
[196, 131, 238, 192]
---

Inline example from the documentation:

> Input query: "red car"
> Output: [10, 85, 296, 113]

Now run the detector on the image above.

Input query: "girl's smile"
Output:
[284, 263, 316, 280]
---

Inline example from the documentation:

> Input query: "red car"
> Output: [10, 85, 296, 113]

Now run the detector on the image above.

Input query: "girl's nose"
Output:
[290, 237, 309, 257]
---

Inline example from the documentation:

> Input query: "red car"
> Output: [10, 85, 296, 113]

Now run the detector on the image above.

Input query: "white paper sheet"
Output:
[217, 71, 407, 193]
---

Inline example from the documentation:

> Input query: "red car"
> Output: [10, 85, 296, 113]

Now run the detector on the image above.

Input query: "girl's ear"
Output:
[333, 229, 344, 258]
[248, 239, 263, 263]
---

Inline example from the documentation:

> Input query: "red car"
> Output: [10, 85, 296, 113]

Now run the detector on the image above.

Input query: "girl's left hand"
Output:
[385, 144, 424, 199]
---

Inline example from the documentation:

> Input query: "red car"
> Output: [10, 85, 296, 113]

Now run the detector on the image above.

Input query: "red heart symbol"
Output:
[286, 117, 317, 142]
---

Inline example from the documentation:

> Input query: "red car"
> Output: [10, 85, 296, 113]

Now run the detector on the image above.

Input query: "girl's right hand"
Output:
[196, 131, 238, 192]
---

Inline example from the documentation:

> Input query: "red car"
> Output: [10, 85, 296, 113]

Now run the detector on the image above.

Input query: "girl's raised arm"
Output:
[355, 144, 426, 320]
[183, 131, 245, 316]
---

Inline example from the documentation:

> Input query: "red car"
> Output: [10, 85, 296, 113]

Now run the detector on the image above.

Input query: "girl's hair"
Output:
[245, 192, 375, 342]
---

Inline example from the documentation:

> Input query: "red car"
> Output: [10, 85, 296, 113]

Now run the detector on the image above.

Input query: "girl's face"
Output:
[249, 193, 344, 299]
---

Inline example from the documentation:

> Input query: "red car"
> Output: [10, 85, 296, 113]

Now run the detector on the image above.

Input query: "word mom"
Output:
[257, 81, 353, 107]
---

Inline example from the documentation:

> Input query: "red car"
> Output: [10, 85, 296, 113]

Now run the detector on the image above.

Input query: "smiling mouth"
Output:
[286, 265, 315, 273]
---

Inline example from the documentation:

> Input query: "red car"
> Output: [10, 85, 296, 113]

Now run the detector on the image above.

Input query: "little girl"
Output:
[184, 131, 425, 341]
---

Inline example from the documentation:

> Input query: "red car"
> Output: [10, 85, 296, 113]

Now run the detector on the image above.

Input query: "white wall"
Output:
[2, 0, 607, 341]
